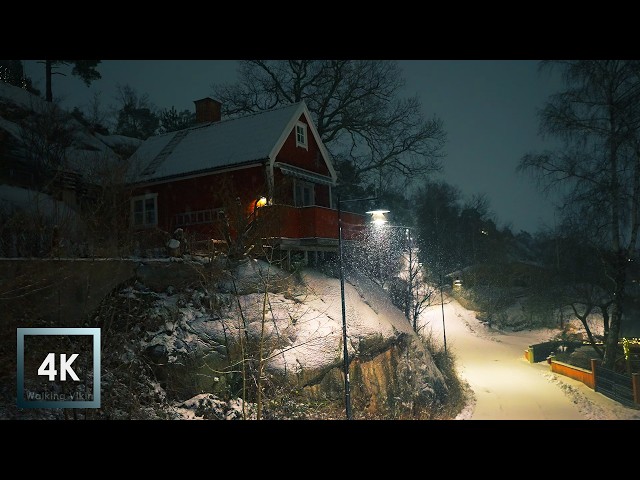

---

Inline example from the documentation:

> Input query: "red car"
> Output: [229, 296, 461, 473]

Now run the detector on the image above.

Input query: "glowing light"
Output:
[256, 196, 267, 208]
[366, 209, 390, 226]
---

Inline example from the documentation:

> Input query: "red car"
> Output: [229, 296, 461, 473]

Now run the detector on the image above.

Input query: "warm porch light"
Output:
[366, 209, 390, 226]
[256, 196, 268, 208]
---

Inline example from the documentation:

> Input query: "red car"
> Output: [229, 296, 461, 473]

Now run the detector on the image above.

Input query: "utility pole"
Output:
[440, 273, 447, 355]
[337, 193, 378, 420]
[407, 229, 415, 332]
[337, 193, 352, 420]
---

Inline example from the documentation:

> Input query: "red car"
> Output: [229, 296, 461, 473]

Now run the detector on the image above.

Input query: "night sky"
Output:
[23, 60, 564, 234]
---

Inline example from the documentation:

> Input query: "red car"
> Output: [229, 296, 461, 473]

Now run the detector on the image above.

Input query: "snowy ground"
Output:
[6, 255, 639, 420]
[418, 291, 640, 420]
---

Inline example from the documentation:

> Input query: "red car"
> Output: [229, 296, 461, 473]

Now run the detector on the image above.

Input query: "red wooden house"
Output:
[127, 98, 366, 263]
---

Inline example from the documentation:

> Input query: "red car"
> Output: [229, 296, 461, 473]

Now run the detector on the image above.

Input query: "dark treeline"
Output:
[1, 60, 195, 140]
[372, 178, 538, 280]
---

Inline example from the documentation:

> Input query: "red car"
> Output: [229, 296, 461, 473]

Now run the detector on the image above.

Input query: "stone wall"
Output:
[0, 258, 210, 327]
[1, 258, 138, 327]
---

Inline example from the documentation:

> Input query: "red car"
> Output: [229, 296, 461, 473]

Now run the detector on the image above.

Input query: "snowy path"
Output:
[418, 292, 640, 420]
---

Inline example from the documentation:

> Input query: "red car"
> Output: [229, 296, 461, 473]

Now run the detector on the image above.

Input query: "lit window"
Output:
[131, 193, 158, 228]
[295, 122, 308, 149]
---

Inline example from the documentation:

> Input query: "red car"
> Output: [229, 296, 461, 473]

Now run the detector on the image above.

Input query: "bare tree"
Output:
[79, 152, 136, 256]
[82, 92, 111, 134]
[211, 60, 446, 188]
[566, 283, 611, 358]
[535, 221, 614, 352]
[18, 99, 78, 181]
[407, 247, 437, 334]
[518, 60, 640, 369]
[203, 252, 340, 419]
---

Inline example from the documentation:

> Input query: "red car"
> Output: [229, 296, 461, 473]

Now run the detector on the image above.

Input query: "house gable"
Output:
[267, 102, 337, 185]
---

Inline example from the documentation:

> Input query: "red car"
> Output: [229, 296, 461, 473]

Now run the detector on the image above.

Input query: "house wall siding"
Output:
[128, 109, 356, 248]
[133, 165, 268, 233]
[274, 114, 332, 208]
[272, 169, 331, 208]
[276, 114, 330, 176]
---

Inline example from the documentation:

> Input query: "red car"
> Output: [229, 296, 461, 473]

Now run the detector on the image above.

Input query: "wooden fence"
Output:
[594, 362, 640, 408]
[526, 342, 640, 408]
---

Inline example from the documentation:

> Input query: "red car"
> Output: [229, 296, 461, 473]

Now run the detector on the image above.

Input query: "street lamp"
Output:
[366, 208, 390, 226]
[337, 193, 377, 420]
[367, 210, 417, 331]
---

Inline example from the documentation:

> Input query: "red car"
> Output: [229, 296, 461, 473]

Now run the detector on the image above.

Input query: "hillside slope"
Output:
[1, 257, 458, 420]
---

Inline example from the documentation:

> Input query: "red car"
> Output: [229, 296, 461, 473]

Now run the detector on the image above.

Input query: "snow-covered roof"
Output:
[0, 81, 134, 178]
[0, 184, 79, 222]
[128, 101, 313, 183]
[95, 132, 144, 149]
[0, 81, 49, 111]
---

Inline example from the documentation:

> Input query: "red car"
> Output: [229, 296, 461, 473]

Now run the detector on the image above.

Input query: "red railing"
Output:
[175, 204, 367, 249]
[263, 204, 366, 240]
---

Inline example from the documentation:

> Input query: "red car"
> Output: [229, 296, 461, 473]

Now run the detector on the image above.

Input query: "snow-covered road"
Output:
[418, 292, 640, 420]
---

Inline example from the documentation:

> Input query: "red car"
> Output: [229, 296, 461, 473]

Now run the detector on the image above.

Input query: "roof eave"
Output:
[129, 158, 269, 187]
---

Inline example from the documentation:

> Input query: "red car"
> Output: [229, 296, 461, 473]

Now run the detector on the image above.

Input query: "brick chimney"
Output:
[194, 97, 222, 124]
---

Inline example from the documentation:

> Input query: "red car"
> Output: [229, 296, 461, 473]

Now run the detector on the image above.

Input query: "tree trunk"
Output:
[45, 60, 52, 102]
[602, 251, 627, 369]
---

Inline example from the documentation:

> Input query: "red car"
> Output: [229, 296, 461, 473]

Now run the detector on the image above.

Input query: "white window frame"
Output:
[131, 193, 158, 228]
[294, 179, 315, 207]
[295, 122, 308, 150]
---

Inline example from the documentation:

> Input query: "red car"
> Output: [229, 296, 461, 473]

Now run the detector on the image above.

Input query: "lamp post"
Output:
[406, 228, 414, 330]
[337, 194, 351, 420]
[440, 273, 447, 355]
[337, 193, 377, 420]
[398, 227, 415, 328]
